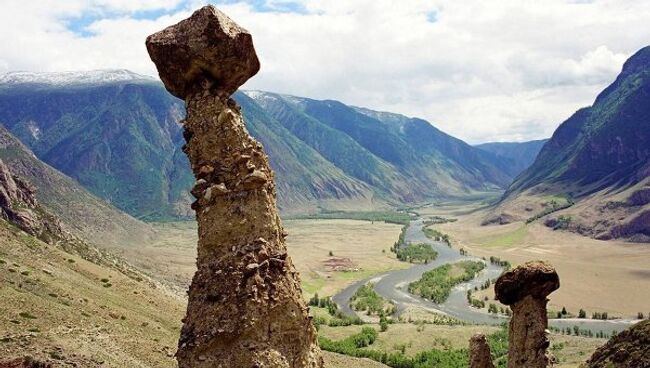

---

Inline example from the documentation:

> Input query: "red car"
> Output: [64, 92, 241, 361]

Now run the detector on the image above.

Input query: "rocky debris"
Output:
[469, 333, 495, 368]
[146, 5, 323, 368]
[0, 357, 51, 368]
[584, 319, 650, 368]
[0, 158, 65, 243]
[480, 213, 515, 226]
[610, 209, 650, 242]
[495, 261, 559, 368]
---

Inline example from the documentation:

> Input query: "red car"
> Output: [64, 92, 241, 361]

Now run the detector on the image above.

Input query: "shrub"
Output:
[19, 312, 37, 319]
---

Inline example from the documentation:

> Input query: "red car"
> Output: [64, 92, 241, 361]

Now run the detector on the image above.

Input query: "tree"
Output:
[561, 307, 567, 315]
[379, 315, 388, 332]
[638, 312, 645, 320]
[328, 250, 333, 257]
[488, 303, 498, 314]
[578, 309, 586, 318]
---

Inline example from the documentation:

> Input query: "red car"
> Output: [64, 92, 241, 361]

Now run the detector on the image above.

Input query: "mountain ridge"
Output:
[0, 72, 515, 219]
[490, 46, 650, 241]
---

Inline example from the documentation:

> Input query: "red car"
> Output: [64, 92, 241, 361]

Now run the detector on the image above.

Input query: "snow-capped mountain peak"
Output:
[0, 69, 157, 86]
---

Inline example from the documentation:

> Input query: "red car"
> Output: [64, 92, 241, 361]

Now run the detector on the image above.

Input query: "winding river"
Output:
[331, 218, 638, 335]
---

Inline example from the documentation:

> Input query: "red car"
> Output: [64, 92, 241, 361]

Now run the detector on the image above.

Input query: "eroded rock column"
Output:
[495, 261, 559, 368]
[146, 6, 323, 368]
[469, 333, 495, 368]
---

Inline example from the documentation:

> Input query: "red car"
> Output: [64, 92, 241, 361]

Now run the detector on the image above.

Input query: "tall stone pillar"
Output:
[146, 6, 323, 367]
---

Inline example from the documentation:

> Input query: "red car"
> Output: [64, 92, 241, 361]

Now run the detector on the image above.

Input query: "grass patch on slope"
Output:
[476, 225, 528, 248]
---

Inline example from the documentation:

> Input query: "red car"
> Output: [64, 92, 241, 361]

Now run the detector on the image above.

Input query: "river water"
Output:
[331, 218, 638, 335]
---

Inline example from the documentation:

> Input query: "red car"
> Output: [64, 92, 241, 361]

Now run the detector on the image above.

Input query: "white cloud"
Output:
[0, 0, 649, 143]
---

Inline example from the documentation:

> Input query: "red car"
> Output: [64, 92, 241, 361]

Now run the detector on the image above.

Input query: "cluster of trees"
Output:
[409, 261, 485, 303]
[592, 312, 610, 320]
[423, 227, 451, 246]
[351, 284, 396, 316]
[395, 243, 438, 263]
[488, 256, 511, 270]
[391, 225, 409, 252]
[308, 294, 338, 315]
[550, 326, 611, 339]
[422, 216, 457, 226]
[297, 210, 413, 225]
[466, 290, 511, 316]
[553, 306, 639, 321]
[319, 326, 509, 368]
[479, 279, 492, 291]
[308, 293, 363, 327]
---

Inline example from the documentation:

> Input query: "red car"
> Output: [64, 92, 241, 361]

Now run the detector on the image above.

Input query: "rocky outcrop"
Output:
[469, 333, 495, 368]
[0, 158, 64, 242]
[146, 5, 323, 368]
[0, 357, 51, 368]
[495, 261, 559, 368]
[584, 319, 650, 368]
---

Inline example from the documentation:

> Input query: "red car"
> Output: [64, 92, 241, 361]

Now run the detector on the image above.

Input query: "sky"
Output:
[1, 1, 649, 144]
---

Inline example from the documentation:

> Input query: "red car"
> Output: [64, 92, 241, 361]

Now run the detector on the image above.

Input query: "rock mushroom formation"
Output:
[146, 6, 323, 368]
[469, 333, 495, 368]
[495, 261, 560, 368]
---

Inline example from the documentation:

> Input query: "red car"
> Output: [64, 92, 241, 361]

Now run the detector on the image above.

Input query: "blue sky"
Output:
[1, 0, 650, 143]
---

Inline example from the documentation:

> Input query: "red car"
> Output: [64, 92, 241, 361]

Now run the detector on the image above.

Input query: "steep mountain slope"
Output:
[0, 126, 152, 247]
[246, 91, 512, 203]
[0, 72, 193, 221]
[0, 215, 185, 367]
[475, 139, 548, 177]
[235, 92, 375, 212]
[491, 46, 650, 241]
[0, 70, 514, 219]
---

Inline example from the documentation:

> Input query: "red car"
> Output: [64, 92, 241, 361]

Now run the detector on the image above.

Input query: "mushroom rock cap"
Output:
[495, 261, 559, 305]
[145, 5, 260, 99]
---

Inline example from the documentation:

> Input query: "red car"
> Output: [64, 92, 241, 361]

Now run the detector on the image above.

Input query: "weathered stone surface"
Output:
[469, 333, 495, 368]
[584, 319, 650, 368]
[495, 261, 559, 368]
[0, 357, 51, 368]
[495, 260, 559, 305]
[146, 6, 323, 368]
[145, 5, 260, 99]
[0, 158, 64, 242]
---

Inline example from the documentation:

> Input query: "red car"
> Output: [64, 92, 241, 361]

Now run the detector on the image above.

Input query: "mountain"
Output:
[490, 46, 650, 241]
[0, 126, 152, 247]
[0, 70, 515, 219]
[0, 70, 194, 221]
[475, 139, 548, 177]
[244, 91, 512, 202]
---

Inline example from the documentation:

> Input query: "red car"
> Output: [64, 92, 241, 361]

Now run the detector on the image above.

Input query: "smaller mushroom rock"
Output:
[469, 333, 495, 368]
